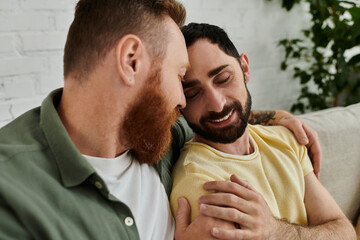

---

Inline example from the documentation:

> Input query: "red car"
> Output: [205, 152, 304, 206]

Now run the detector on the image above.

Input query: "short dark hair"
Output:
[63, 0, 186, 79]
[181, 23, 240, 59]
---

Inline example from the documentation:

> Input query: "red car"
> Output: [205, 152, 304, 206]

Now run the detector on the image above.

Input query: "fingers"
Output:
[175, 197, 191, 234]
[202, 176, 259, 211]
[303, 123, 322, 178]
[285, 118, 322, 178]
[308, 142, 321, 179]
[211, 227, 253, 240]
[201, 176, 273, 239]
[203, 178, 255, 201]
[199, 192, 251, 215]
[290, 119, 309, 145]
[199, 203, 254, 229]
[201, 176, 262, 228]
[230, 175, 257, 192]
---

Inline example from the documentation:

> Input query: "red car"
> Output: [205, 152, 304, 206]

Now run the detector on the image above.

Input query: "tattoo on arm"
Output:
[249, 111, 276, 125]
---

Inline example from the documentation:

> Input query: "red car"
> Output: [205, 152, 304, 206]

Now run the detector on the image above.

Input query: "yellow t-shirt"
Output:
[170, 125, 313, 225]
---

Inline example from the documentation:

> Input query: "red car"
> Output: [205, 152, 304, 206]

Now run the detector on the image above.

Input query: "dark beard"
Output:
[122, 66, 180, 165]
[186, 88, 252, 144]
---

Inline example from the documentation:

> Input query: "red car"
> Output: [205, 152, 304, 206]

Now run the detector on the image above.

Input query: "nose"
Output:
[177, 82, 186, 109]
[205, 88, 225, 113]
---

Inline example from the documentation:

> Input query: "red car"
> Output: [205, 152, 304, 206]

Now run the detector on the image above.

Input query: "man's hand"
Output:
[274, 110, 321, 178]
[198, 175, 276, 240]
[174, 197, 236, 240]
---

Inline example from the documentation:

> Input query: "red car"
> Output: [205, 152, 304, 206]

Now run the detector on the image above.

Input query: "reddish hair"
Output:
[63, 0, 186, 78]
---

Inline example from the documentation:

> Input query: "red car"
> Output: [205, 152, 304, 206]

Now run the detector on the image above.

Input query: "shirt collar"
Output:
[40, 88, 95, 187]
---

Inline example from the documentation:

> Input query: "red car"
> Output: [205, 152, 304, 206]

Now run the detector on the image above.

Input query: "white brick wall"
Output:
[20, 0, 76, 10]
[0, 57, 45, 76]
[0, 14, 51, 32]
[0, 0, 74, 126]
[0, 0, 18, 11]
[0, 35, 13, 53]
[0, 0, 310, 126]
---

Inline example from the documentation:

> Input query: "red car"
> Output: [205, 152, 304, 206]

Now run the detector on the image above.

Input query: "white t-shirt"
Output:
[84, 151, 175, 240]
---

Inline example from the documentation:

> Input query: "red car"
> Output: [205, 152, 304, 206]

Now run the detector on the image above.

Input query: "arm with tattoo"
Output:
[248, 110, 276, 125]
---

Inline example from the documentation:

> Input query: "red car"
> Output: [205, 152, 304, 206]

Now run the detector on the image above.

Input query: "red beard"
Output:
[122, 66, 180, 165]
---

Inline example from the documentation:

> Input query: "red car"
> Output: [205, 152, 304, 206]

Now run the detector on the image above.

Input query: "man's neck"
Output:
[57, 80, 129, 159]
[193, 128, 254, 156]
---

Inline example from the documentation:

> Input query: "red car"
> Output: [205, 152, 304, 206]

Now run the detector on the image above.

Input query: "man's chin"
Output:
[130, 109, 179, 165]
[131, 131, 172, 165]
[187, 98, 251, 144]
[188, 121, 246, 144]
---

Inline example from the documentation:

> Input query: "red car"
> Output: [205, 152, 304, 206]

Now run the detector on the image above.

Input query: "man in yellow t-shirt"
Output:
[171, 23, 356, 239]
[171, 124, 312, 225]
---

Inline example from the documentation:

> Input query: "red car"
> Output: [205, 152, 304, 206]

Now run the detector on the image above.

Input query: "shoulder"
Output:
[172, 142, 223, 184]
[172, 115, 194, 143]
[0, 107, 47, 164]
[178, 142, 215, 167]
[173, 142, 210, 173]
[249, 125, 311, 173]
[249, 124, 300, 147]
[0, 109, 56, 205]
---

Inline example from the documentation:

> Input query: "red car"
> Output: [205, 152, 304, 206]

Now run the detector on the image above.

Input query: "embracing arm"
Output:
[249, 110, 314, 145]
[195, 174, 356, 240]
[248, 110, 276, 126]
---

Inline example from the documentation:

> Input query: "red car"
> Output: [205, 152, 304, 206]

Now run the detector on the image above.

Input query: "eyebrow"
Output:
[208, 64, 229, 78]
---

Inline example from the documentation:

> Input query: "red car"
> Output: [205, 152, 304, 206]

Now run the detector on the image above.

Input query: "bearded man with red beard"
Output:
[0, 1, 190, 239]
[0, 1, 324, 240]
[170, 23, 356, 240]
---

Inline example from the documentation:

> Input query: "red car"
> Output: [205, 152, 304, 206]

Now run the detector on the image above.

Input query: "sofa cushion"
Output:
[299, 103, 360, 224]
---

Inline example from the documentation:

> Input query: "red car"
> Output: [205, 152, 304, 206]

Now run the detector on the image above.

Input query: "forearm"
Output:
[272, 217, 356, 240]
[248, 110, 277, 125]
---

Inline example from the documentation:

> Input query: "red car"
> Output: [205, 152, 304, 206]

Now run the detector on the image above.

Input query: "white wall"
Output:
[0, 0, 311, 127]
[180, 0, 311, 112]
[0, 0, 77, 127]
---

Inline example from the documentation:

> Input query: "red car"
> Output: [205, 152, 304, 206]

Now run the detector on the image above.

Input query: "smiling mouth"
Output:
[209, 109, 234, 123]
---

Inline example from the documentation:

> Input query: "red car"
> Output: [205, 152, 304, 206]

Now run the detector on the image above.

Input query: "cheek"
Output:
[162, 71, 180, 92]
[227, 82, 246, 101]
[175, 80, 183, 98]
[182, 103, 201, 123]
[161, 80, 181, 108]
[238, 88, 248, 102]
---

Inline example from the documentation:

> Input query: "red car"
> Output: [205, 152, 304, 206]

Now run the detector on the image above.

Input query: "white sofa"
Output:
[298, 102, 360, 231]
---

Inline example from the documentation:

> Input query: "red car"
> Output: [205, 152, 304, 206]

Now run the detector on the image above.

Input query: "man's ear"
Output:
[240, 53, 250, 83]
[115, 34, 144, 86]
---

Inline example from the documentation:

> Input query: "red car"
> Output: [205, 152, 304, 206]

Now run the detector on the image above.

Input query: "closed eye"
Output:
[184, 88, 201, 100]
[216, 76, 230, 85]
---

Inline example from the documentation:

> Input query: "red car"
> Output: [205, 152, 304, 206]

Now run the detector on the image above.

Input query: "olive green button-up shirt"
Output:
[0, 89, 193, 240]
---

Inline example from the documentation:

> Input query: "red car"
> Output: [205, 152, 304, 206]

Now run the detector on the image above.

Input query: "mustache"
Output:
[200, 103, 236, 123]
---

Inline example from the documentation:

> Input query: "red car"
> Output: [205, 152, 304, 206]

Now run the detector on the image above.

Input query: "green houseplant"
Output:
[271, 0, 360, 113]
